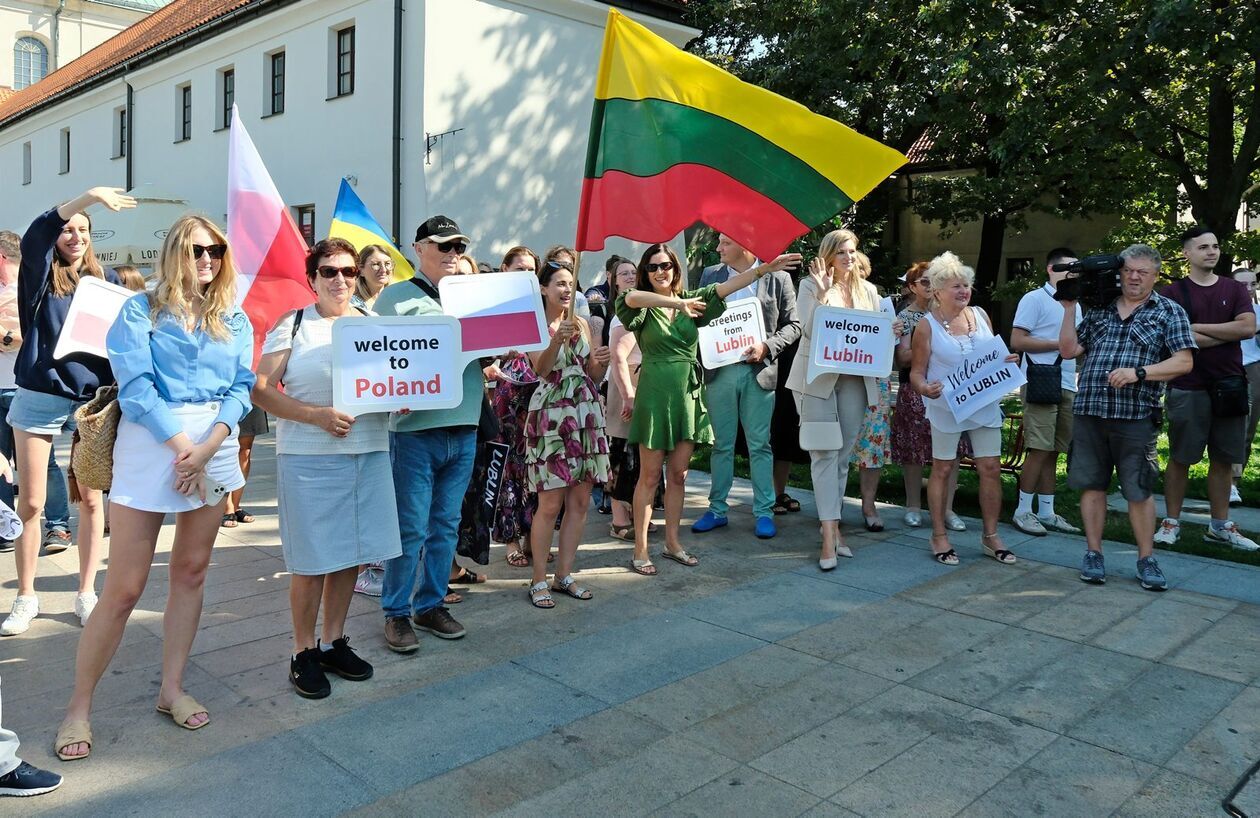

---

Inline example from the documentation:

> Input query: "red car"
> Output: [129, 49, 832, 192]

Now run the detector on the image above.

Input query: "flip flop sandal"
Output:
[450, 568, 486, 584]
[443, 589, 464, 604]
[609, 523, 635, 541]
[220, 513, 238, 528]
[659, 549, 699, 567]
[234, 509, 256, 524]
[551, 575, 593, 600]
[528, 581, 555, 608]
[55, 719, 92, 761]
[156, 694, 210, 730]
[630, 559, 657, 576]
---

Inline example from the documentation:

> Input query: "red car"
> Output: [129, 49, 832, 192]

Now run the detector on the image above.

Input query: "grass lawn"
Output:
[689, 401, 1260, 568]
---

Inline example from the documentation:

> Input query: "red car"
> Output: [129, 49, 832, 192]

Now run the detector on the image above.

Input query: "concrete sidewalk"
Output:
[3, 437, 1258, 816]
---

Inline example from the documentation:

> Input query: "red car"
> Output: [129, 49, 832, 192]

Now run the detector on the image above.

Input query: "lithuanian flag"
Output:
[576, 10, 907, 261]
[328, 179, 414, 282]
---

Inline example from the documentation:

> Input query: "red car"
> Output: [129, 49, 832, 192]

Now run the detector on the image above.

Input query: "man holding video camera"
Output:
[1154, 227, 1258, 551]
[1058, 244, 1195, 590]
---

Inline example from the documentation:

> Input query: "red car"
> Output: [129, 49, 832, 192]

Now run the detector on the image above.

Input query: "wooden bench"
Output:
[958, 411, 1027, 475]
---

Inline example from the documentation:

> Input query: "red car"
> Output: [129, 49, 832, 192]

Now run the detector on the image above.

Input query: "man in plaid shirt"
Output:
[1058, 244, 1195, 591]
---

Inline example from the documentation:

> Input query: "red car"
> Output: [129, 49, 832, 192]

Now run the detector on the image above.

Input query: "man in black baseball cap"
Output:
[374, 215, 481, 651]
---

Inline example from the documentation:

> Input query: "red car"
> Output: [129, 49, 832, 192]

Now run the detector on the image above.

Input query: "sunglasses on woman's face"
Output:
[192, 244, 227, 260]
[646, 261, 675, 273]
[317, 265, 359, 279]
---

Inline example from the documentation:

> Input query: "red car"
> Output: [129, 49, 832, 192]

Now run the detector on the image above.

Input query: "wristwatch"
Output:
[2, 330, 11, 347]
[1134, 366, 1147, 383]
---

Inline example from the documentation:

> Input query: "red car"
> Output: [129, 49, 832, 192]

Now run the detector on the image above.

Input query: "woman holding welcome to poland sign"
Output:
[252, 237, 401, 700]
[909, 251, 1018, 567]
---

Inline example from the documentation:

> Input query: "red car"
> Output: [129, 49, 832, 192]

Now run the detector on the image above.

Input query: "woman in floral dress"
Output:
[523, 261, 611, 608]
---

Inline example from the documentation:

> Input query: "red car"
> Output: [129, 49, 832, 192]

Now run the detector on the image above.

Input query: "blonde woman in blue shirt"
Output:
[55, 215, 254, 761]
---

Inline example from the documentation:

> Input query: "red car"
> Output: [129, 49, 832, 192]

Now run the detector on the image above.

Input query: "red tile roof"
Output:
[0, 0, 692, 130]
[0, 0, 262, 128]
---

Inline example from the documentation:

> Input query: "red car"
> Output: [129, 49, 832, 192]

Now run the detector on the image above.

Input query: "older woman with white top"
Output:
[909, 251, 1018, 566]
[56, 214, 254, 760]
[253, 237, 401, 700]
[787, 229, 881, 571]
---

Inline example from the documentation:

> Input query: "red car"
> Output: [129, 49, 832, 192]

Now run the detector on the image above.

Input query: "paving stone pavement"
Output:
[2, 438, 1258, 816]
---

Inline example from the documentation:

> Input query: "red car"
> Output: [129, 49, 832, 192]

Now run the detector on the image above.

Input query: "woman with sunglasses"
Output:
[615, 244, 800, 574]
[1, 186, 135, 638]
[55, 215, 254, 760]
[252, 238, 400, 699]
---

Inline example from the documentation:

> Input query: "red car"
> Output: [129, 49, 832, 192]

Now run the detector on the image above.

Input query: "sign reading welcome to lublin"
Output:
[805, 306, 895, 383]
[939, 336, 1025, 423]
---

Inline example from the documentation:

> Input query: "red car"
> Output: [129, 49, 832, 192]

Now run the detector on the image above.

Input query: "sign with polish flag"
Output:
[437, 270, 548, 357]
[226, 106, 312, 361]
[52, 277, 136, 360]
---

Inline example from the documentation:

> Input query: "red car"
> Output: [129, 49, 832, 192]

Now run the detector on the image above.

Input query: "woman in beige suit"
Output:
[787, 229, 882, 571]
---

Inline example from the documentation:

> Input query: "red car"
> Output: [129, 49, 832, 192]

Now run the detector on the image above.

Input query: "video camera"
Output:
[1051, 254, 1124, 308]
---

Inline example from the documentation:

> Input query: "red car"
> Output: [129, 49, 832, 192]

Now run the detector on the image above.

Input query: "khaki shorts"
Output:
[930, 425, 1002, 461]
[1021, 387, 1075, 453]
[1167, 387, 1247, 465]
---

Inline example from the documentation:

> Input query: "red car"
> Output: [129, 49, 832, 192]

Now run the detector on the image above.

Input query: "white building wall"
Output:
[0, 1, 148, 88]
[0, 0, 695, 283]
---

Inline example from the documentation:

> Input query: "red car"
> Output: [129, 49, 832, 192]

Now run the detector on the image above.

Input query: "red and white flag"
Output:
[227, 105, 311, 362]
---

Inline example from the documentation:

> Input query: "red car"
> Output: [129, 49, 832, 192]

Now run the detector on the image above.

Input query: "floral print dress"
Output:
[524, 330, 611, 491]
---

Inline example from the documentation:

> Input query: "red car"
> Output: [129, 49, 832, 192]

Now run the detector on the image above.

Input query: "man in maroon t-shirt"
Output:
[1155, 226, 1259, 551]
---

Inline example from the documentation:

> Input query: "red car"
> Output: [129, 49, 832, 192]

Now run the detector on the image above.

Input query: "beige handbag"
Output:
[799, 421, 843, 451]
[69, 385, 121, 493]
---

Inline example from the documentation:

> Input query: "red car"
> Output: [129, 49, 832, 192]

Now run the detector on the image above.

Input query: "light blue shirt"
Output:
[107, 293, 255, 443]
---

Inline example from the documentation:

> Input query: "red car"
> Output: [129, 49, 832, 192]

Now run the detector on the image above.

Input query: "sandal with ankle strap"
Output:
[982, 532, 1016, 564]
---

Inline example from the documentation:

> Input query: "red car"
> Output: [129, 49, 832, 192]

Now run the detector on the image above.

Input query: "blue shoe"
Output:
[691, 512, 727, 533]
[1079, 549, 1105, 584]
[1135, 556, 1167, 591]
[755, 516, 777, 539]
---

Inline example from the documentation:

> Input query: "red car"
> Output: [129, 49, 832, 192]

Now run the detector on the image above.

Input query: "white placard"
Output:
[805, 306, 895, 383]
[879, 296, 895, 317]
[698, 297, 766, 369]
[331, 315, 464, 416]
[53, 276, 137, 360]
[438, 270, 549, 358]
[939, 336, 1026, 423]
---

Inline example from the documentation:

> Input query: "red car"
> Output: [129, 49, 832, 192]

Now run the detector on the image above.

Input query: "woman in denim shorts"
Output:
[0, 187, 135, 637]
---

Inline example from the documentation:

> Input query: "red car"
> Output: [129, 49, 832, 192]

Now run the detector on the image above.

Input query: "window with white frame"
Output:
[268, 50, 285, 115]
[329, 25, 355, 99]
[176, 83, 192, 141]
[114, 108, 127, 159]
[219, 66, 235, 129]
[59, 128, 69, 174]
[14, 37, 48, 90]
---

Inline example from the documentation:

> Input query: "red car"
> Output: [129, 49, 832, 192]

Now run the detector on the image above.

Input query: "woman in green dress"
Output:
[615, 243, 801, 575]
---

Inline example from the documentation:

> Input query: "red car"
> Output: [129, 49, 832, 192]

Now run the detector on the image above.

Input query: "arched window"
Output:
[14, 37, 49, 90]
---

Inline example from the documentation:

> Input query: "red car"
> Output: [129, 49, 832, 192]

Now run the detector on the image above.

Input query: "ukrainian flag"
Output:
[328, 179, 414, 282]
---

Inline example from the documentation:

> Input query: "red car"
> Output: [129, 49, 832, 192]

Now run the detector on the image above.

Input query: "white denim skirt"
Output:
[110, 401, 244, 513]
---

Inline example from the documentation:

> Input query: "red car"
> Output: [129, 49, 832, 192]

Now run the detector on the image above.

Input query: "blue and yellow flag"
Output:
[328, 179, 414, 282]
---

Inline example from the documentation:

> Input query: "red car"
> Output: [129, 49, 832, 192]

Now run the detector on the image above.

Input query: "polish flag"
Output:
[227, 105, 312, 362]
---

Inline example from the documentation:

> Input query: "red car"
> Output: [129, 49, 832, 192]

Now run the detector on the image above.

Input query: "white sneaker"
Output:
[1038, 514, 1082, 534]
[1153, 518, 1180, 546]
[1230, 484, 1242, 506]
[944, 512, 967, 532]
[75, 592, 97, 626]
[1205, 522, 1260, 552]
[0, 595, 39, 636]
[1012, 511, 1047, 536]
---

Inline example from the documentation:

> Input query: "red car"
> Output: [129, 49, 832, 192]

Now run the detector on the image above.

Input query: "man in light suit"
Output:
[693, 234, 801, 539]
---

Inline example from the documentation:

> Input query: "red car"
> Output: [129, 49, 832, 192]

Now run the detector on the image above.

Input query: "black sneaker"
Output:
[318, 637, 373, 681]
[289, 647, 331, 699]
[412, 606, 466, 639]
[0, 761, 64, 797]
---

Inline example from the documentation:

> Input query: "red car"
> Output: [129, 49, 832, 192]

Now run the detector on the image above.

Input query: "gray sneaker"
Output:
[1135, 556, 1167, 591]
[1080, 549, 1106, 584]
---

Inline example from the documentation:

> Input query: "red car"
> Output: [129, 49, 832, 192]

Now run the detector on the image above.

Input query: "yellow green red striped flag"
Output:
[576, 9, 907, 260]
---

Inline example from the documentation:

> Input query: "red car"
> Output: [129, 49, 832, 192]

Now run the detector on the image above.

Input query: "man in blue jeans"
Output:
[0, 231, 70, 554]
[374, 216, 483, 652]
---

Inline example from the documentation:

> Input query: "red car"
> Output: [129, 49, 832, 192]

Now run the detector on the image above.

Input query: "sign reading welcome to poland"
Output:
[805, 306, 895, 384]
[939, 336, 1026, 423]
[331, 316, 463, 416]
[439, 270, 549, 357]
[698, 297, 766, 369]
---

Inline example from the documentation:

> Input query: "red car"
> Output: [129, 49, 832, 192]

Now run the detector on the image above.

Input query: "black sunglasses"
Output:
[428, 240, 467, 254]
[316, 265, 359, 279]
[193, 244, 227, 260]
[645, 261, 675, 273]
